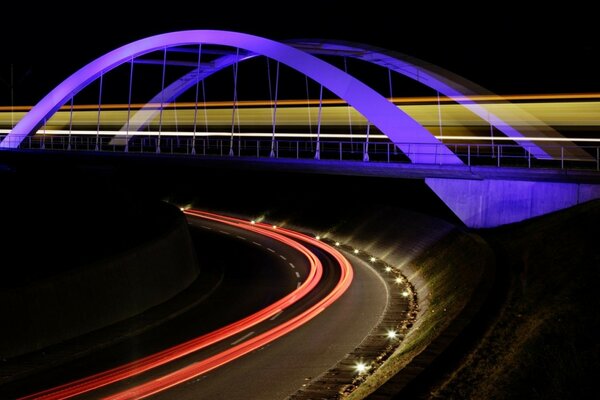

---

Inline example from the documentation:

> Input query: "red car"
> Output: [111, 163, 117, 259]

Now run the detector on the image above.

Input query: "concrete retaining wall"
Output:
[426, 177, 600, 228]
[0, 210, 199, 359]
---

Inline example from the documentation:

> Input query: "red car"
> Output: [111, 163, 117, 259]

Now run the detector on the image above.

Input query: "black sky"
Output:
[2, 2, 598, 105]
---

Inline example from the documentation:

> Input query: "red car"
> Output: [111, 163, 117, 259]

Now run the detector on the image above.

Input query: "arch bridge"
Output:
[1, 30, 598, 227]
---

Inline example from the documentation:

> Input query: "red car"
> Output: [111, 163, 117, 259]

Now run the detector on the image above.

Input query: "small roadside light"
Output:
[369, 256, 377, 262]
[353, 249, 359, 254]
[335, 241, 341, 247]
[316, 235, 321, 240]
[385, 266, 392, 272]
[354, 361, 369, 374]
[402, 290, 410, 297]
[272, 225, 278, 229]
[250, 220, 256, 224]
[395, 277, 403, 284]
[386, 329, 398, 340]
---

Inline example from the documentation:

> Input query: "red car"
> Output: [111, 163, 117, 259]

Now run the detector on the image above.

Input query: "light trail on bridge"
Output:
[2, 92, 600, 112]
[1, 94, 599, 135]
[18, 210, 353, 400]
[3, 129, 600, 143]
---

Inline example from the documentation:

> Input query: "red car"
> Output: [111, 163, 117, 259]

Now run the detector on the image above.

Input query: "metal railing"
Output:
[1, 133, 599, 172]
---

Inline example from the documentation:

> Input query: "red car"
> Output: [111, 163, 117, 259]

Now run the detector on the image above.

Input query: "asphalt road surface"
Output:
[1, 213, 387, 399]
[148, 215, 388, 400]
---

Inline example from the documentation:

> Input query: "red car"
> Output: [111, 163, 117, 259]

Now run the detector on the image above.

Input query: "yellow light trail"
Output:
[1, 93, 600, 112]
[2, 102, 595, 126]
[0, 94, 598, 144]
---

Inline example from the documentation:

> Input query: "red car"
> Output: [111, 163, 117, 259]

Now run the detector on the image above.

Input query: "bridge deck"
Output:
[2, 148, 599, 184]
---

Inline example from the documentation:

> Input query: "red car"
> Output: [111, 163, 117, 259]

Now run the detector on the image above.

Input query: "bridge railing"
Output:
[1, 133, 599, 172]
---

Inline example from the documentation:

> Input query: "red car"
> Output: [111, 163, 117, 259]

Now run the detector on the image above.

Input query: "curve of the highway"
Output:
[4, 210, 387, 400]
[150, 218, 389, 400]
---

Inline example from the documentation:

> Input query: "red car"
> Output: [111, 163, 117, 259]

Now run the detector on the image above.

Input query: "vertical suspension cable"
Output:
[125, 56, 134, 152]
[229, 48, 240, 156]
[202, 80, 208, 133]
[95, 71, 103, 151]
[305, 76, 313, 148]
[436, 91, 444, 163]
[41, 118, 46, 149]
[344, 58, 353, 144]
[268, 60, 280, 158]
[388, 68, 394, 100]
[174, 98, 178, 134]
[235, 61, 242, 138]
[191, 44, 202, 155]
[314, 84, 323, 160]
[437, 91, 443, 138]
[266, 58, 272, 156]
[67, 95, 74, 150]
[363, 121, 371, 162]
[489, 111, 495, 158]
[157, 47, 167, 153]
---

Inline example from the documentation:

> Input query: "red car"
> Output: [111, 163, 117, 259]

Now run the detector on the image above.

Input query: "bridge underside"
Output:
[426, 177, 600, 228]
[1, 145, 597, 228]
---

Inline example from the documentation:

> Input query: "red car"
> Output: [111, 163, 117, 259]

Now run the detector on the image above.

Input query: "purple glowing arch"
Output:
[118, 37, 589, 162]
[0, 30, 461, 164]
[290, 40, 589, 161]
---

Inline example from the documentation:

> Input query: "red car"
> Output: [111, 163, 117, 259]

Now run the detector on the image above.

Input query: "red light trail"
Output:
[20, 210, 352, 400]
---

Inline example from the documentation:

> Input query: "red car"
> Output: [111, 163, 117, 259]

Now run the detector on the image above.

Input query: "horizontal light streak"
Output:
[2, 102, 599, 128]
[3, 129, 600, 143]
[436, 136, 600, 143]
[2, 92, 600, 112]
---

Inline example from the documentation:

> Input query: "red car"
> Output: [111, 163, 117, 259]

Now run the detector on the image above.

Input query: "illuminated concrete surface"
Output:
[426, 178, 600, 228]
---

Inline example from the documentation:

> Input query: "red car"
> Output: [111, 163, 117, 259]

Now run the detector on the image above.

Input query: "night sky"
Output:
[1, 2, 598, 105]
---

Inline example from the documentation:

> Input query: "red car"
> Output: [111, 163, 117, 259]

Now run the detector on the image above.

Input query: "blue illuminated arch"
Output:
[118, 37, 588, 161]
[290, 40, 589, 161]
[0, 30, 461, 164]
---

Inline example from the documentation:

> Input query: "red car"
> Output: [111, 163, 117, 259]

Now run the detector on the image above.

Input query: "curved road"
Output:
[3, 211, 387, 399]
[154, 223, 388, 400]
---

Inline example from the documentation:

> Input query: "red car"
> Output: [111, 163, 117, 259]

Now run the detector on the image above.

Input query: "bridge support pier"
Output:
[426, 177, 600, 228]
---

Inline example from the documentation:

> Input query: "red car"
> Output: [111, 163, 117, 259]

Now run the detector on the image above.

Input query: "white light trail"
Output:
[2, 129, 600, 143]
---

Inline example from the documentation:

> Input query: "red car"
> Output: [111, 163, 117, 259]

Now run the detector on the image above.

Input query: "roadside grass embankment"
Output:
[431, 199, 600, 399]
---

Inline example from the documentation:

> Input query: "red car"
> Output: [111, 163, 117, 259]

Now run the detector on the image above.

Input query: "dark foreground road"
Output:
[2, 213, 387, 399]
[151, 220, 387, 399]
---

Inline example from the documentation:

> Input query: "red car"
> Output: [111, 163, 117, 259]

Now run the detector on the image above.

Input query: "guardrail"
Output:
[1, 133, 599, 171]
